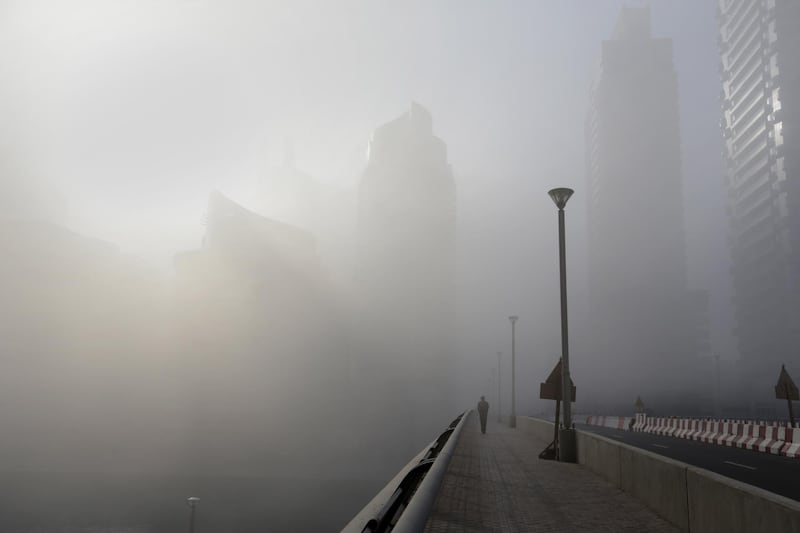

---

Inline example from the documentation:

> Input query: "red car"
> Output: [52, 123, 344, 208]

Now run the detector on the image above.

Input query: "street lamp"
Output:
[497, 351, 502, 422]
[548, 187, 576, 463]
[187, 496, 200, 533]
[714, 354, 721, 418]
[509, 316, 519, 428]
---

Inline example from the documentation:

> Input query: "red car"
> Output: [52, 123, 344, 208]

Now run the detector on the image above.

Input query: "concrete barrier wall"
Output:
[617, 442, 689, 530]
[523, 417, 800, 532]
[576, 430, 621, 487]
[686, 467, 800, 533]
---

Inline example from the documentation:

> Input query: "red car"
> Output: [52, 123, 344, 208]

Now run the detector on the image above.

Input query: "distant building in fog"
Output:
[585, 7, 709, 411]
[259, 142, 356, 282]
[260, 141, 322, 232]
[174, 193, 348, 469]
[355, 102, 457, 425]
[717, 0, 800, 404]
[174, 191, 338, 337]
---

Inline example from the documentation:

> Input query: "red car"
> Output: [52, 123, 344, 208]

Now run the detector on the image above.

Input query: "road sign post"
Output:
[539, 358, 576, 460]
[635, 396, 644, 414]
[775, 365, 799, 426]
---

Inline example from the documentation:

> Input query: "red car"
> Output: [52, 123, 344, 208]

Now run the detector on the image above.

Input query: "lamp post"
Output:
[187, 496, 200, 533]
[497, 351, 502, 422]
[548, 187, 576, 463]
[714, 354, 721, 418]
[509, 315, 519, 428]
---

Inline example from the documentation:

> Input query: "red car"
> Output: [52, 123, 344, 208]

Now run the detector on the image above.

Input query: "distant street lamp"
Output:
[187, 497, 200, 533]
[714, 354, 721, 417]
[490, 366, 496, 411]
[548, 187, 576, 463]
[509, 316, 519, 428]
[497, 351, 502, 422]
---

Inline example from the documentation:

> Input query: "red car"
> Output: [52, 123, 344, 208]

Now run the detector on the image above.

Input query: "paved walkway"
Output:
[424, 412, 677, 532]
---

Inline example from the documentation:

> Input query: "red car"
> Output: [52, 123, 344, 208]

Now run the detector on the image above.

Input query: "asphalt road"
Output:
[578, 424, 800, 501]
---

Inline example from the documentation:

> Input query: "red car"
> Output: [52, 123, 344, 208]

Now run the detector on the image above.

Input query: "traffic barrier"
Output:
[688, 420, 704, 441]
[724, 422, 744, 447]
[736, 422, 749, 445]
[733, 424, 753, 448]
[700, 421, 719, 443]
[589, 414, 800, 459]
[675, 419, 692, 439]
[686, 419, 702, 440]
[743, 424, 766, 450]
[583, 415, 634, 430]
[687, 420, 706, 441]
[755, 426, 784, 454]
[715, 421, 733, 445]
[780, 426, 800, 458]
[564, 420, 800, 532]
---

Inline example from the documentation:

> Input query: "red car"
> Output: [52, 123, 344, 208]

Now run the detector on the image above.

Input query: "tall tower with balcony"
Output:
[718, 0, 800, 402]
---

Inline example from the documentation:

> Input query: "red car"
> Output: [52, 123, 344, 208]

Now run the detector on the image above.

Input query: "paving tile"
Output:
[424, 413, 677, 533]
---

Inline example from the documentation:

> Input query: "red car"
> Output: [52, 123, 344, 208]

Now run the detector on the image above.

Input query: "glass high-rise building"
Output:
[718, 0, 800, 400]
[585, 7, 709, 411]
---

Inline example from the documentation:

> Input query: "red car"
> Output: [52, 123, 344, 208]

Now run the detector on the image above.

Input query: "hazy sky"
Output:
[0, 1, 734, 357]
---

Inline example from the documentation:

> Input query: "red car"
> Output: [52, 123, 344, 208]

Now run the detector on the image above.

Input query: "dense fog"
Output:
[1, 1, 788, 530]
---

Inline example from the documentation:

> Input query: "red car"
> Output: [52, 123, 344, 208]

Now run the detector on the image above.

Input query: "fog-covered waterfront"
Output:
[3, 0, 793, 530]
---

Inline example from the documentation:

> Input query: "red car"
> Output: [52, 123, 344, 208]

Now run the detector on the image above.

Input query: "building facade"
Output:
[354, 102, 458, 438]
[718, 0, 800, 402]
[585, 7, 709, 412]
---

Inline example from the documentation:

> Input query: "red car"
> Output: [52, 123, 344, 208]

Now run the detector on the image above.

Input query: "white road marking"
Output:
[651, 444, 669, 449]
[724, 461, 757, 471]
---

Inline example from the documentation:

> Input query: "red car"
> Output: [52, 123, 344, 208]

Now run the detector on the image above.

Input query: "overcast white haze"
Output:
[1, 1, 738, 530]
[1, 0, 735, 340]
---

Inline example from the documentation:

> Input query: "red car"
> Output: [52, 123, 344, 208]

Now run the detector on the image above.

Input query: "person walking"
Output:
[477, 396, 490, 434]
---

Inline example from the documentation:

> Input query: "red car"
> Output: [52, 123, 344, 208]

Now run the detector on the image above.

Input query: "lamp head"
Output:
[509, 315, 518, 323]
[548, 188, 574, 210]
[187, 497, 200, 507]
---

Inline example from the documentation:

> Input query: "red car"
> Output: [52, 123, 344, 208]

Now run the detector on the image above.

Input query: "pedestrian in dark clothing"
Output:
[477, 396, 489, 434]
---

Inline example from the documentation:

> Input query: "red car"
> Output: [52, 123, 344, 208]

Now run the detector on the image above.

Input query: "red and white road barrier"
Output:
[584, 415, 633, 430]
[675, 419, 694, 439]
[756, 425, 784, 454]
[742, 424, 766, 450]
[700, 421, 719, 443]
[715, 421, 734, 445]
[687, 420, 707, 441]
[597, 414, 800, 459]
[781, 426, 800, 458]
[722, 422, 745, 446]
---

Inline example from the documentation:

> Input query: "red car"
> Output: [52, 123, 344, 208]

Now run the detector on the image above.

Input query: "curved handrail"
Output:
[391, 411, 468, 532]
[342, 411, 469, 533]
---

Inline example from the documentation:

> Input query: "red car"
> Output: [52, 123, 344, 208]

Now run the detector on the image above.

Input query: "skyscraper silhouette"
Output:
[355, 102, 457, 432]
[585, 7, 709, 411]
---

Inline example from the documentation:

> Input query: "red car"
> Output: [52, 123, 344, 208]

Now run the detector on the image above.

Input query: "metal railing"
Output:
[342, 411, 469, 533]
